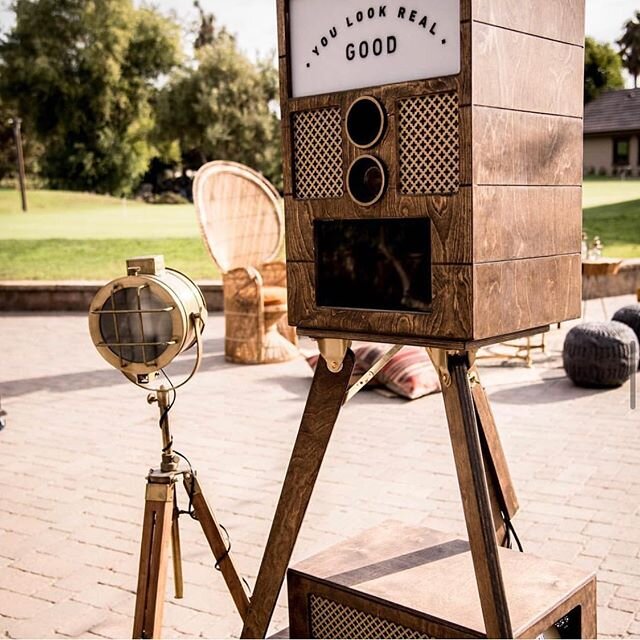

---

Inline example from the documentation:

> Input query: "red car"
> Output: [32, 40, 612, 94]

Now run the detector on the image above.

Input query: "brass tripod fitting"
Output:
[318, 338, 352, 373]
[149, 387, 180, 473]
[427, 348, 477, 389]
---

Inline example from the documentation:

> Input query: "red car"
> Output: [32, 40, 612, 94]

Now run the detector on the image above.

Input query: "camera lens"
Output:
[347, 155, 387, 206]
[346, 97, 386, 148]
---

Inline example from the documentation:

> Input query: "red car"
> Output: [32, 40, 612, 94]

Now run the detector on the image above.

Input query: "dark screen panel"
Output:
[315, 218, 432, 313]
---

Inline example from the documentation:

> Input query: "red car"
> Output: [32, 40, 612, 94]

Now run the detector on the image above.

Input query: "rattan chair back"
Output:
[194, 161, 283, 273]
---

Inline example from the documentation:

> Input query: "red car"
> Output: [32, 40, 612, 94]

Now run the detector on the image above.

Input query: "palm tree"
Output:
[618, 11, 640, 88]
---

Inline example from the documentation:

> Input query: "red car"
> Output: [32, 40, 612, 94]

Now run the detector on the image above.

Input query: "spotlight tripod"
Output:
[133, 386, 250, 639]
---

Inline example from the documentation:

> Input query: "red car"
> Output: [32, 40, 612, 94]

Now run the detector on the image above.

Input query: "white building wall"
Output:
[630, 136, 640, 176]
[584, 137, 612, 175]
[584, 134, 640, 176]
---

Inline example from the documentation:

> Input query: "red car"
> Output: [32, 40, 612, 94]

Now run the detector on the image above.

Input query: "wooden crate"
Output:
[288, 523, 596, 639]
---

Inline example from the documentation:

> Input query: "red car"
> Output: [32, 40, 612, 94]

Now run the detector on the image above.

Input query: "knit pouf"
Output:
[613, 304, 640, 345]
[563, 321, 639, 388]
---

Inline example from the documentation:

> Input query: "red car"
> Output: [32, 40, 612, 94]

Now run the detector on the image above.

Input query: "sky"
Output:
[0, 0, 638, 65]
[148, 0, 637, 60]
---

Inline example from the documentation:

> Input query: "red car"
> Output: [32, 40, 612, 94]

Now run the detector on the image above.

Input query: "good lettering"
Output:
[306, 5, 443, 67]
[346, 36, 397, 61]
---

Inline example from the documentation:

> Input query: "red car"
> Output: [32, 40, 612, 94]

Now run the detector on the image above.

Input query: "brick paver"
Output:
[0, 296, 639, 637]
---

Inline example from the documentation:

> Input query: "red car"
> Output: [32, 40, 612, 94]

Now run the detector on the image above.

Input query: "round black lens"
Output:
[347, 156, 387, 206]
[346, 97, 386, 148]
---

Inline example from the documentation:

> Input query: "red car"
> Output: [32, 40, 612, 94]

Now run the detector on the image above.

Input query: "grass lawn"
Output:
[0, 179, 638, 280]
[583, 178, 640, 259]
[0, 189, 218, 279]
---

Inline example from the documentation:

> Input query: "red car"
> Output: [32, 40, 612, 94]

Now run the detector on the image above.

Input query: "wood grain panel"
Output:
[284, 74, 464, 115]
[473, 254, 582, 339]
[471, 376, 519, 521]
[472, 23, 583, 117]
[461, 0, 472, 22]
[289, 570, 480, 639]
[285, 188, 472, 265]
[472, 108, 583, 186]
[472, 0, 585, 46]
[473, 186, 582, 262]
[297, 326, 550, 352]
[276, 0, 287, 58]
[280, 116, 294, 198]
[400, 191, 473, 264]
[289, 522, 597, 639]
[441, 356, 512, 638]
[241, 351, 355, 638]
[287, 261, 474, 341]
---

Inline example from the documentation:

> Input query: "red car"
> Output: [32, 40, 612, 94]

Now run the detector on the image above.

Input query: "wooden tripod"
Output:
[240, 343, 520, 639]
[132, 388, 250, 639]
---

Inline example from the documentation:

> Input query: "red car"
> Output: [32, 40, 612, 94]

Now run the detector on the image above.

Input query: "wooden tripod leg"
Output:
[440, 353, 513, 639]
[184, 473, 251, 620]
[240, 350, 356, 639]
[133, 480, 175, 639]
[470, 367, 519, 547]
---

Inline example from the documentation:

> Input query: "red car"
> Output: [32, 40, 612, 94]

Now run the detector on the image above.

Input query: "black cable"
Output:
[500, 510, 524, 552]
[174, 450, 199, 521]
[215, 524, 232, 570]
[159, 369, 177, 427]
[507, 519, 524, 553]
[501, 515, 512, 549]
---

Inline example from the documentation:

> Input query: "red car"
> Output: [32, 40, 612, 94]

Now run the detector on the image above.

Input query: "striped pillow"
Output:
[306, 344, 441, 400]
[356, 344, 441, 400]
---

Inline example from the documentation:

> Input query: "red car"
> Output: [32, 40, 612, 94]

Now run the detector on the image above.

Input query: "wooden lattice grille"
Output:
[398, 92, 460, 195]
[309, 594, 433, 639]
[292, 108, 344, 199]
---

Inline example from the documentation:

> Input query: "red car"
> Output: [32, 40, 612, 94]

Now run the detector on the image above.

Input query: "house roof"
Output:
[584, 88, 640, 135]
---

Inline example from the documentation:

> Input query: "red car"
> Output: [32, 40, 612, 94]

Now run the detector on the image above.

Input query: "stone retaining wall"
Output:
[0, 260, 639, 312]
[0, 280, 224, 312]
[582, 259, 640, 300]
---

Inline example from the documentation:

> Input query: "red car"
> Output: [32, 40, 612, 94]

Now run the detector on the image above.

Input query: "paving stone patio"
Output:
[0, 296, 639, 638]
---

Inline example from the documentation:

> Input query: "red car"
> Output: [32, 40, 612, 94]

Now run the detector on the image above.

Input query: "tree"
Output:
[0, 0, 181, 195]
[154, 28, 282, 190]
[193, 0, 215, 50]
[618, 11, 640, 89]
[584, 37, 625, 103]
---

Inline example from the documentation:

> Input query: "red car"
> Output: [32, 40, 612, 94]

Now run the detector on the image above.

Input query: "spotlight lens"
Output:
[89, 258, 208, 376]
[99, 287, 173, 364]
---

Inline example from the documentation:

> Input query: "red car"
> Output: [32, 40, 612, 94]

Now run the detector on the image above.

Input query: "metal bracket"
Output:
[344, 344, 404, 403]
[427, 348, 453, 388]
[427, 348, 477, 389]
[468, 369, 481, 388]
[318, 338, 352, 373]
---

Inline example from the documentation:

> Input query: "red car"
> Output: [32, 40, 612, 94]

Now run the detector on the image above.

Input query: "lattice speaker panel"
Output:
[310, 594, 433, 639]
[292, 108, 344, 199]
[398, 92, 460, 195]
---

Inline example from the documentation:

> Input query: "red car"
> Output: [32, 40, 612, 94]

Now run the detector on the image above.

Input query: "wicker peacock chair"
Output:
[194, 161, 298, 364]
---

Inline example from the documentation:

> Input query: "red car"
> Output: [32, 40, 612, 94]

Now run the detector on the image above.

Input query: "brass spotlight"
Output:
[89, 259, 246, 635]
[89, 256, 207, 384]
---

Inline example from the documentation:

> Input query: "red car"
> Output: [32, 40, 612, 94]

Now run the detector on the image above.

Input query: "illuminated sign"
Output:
[289, 0, 461, 98]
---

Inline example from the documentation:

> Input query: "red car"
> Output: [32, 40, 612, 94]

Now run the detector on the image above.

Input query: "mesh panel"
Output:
[398, 92, 460, 195]
[293, 108, 344, 199]
[309, 594, 433, 639]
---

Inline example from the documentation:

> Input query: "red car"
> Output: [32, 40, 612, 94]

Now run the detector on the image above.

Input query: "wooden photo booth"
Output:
[237, 1, 595, 639]
[281, 0, 584, 347]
